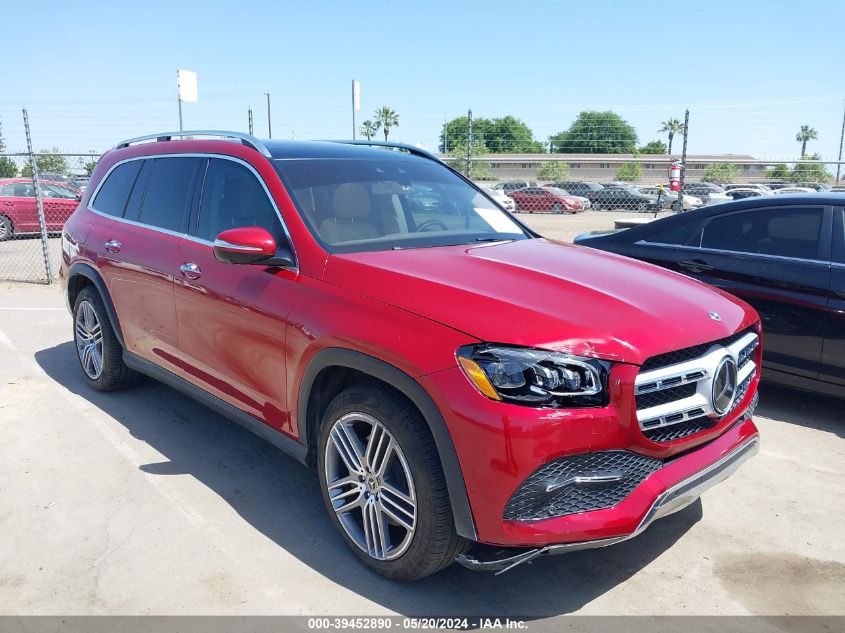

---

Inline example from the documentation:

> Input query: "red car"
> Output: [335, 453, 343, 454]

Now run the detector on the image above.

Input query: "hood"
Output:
[322, 239, 757, 365]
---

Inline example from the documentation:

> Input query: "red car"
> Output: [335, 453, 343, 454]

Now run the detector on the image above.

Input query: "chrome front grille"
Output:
[635, 329, 758, 442]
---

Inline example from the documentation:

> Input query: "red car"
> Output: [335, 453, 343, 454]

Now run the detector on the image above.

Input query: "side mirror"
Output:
[213, 226, 289, 266]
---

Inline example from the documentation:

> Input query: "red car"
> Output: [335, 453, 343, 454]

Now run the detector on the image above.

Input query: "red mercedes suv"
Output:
[60, 131, 761, 580]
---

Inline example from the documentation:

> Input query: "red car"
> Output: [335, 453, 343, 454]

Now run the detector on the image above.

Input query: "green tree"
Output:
[359, 120, 378, 141]
[439, 115, 543, 153]
[791, 154, 830, 183]
[766, 163, 791, 181]
[77, 153, 98, 176]
[484, 116, 544, 153]
[21, 148, 68, 177]
[615, 162, 642, 182]
[549, 111, 638, 154]
[701, 162, 739, 184]
[446, 140, 493, 180]
[536, 161, 569, 182]
[658, 118, 684, 155]
[0, 119, 16, 178]
[639, 140, 668, 154]
[373, 106, 399, 141]
[795, 125, 817, 158]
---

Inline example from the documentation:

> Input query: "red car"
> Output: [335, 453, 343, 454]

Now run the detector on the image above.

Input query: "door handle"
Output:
[679, 258, 714, 273]
[104, 240, 121, 253]
[180, 262, 202, 280]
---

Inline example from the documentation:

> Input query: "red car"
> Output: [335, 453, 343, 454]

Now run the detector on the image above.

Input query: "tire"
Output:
[552, 203, 563, 214]
[637, 202, 647, 212]
[593, 202, 602, 211]
[72, 286, 142, 391]
[317, 381, 467, 581]
[0, 215, 12, 242]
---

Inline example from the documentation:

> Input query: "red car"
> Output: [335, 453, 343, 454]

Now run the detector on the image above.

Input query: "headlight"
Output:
[456, 344, 610, 407]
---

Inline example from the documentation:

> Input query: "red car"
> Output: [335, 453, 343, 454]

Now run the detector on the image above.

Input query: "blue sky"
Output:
[1, 0, 843, 160]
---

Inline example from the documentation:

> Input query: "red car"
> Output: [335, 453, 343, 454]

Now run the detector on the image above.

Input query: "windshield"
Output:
[274, 157, 529, 253]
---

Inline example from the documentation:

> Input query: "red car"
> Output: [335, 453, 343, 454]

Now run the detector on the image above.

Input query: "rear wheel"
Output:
[317, 381, 466, 580]
[73, 287, 142, 391]
[0, 216, 12, 242]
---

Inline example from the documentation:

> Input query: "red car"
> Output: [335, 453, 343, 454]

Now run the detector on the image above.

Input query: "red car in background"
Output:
[0, 178, 81, 241]
[509, 186, 583, 214]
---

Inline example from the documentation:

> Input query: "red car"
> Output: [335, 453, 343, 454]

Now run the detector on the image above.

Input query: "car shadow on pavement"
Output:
[757, 384, 844, 439]
[36, 341, 702, 618]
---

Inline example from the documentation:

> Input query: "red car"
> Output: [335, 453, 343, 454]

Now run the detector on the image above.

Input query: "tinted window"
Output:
[138, 158, 202, 231]
[92, 160, 143, 217]
[197, 159, 280, 241]
[701, 207, 823, 259]
[123, 159, 153, 222]
[644, 221, 702, 246]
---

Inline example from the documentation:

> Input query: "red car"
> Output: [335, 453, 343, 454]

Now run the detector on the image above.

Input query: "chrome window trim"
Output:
[87, 152, 298, 270]
[680, 245, 829, 266]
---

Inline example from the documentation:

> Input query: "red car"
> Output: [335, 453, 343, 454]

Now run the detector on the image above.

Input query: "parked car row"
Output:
[483, 178, 839, 213]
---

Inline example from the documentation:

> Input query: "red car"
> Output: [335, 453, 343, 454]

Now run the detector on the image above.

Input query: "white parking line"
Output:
[0, 307, 65, 311]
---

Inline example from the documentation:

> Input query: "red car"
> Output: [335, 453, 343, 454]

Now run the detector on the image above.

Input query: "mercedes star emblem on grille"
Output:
[711, 356, 738, 415]
[708, 311, 722, 321]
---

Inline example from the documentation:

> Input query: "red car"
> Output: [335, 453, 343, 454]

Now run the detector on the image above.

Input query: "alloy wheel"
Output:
[74, 300, 103, 379]
[324, 412, 417, 560]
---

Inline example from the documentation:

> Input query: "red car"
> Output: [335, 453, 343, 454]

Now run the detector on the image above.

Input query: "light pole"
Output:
[265, 92, 272, 139]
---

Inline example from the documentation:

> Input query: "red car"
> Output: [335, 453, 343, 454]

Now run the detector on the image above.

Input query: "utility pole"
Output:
[178, 96, 183, 131]
[443, 113, 448, 154]
[248, 108, 254, 135]
[837, 100, 845, 184]
[265, 92, 272, 139]
[467, 108, 473, 179]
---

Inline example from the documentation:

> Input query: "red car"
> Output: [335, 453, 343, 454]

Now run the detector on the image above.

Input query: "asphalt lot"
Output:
[0, 214, 843, 618]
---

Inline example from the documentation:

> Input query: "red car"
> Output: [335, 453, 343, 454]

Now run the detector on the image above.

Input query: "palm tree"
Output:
[374, 106, 399, 141]
[359, 120, 378, 141]
[795, 125, 818, 157]
[658, 118, 684, 155]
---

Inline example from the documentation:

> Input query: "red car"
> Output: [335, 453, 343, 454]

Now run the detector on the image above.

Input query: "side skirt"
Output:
[123, 351, 308, 464]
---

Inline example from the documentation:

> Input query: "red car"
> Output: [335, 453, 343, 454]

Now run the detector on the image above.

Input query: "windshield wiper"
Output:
[473, 237, 512, 242]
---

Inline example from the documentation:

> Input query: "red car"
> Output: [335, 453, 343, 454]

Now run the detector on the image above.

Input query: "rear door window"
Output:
[196, 158, 280, 241]
[701, 207, 824, 260]
[91, 160, 143, 217]
[138, 157, 202, 232]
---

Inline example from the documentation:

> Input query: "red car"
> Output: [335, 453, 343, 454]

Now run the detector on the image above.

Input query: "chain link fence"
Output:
[1, 109, 843, 283]
[0, 110, 99, 283]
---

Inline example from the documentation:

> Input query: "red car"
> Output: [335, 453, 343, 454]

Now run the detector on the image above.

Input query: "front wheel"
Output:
[552, 203, 563, 214]
[637, 202, 647, 212]
[317, 381, 466, 580]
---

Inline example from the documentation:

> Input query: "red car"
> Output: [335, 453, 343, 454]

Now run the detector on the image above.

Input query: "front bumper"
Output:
[457, 431, 759, 572]
[420, 359, 760, 546]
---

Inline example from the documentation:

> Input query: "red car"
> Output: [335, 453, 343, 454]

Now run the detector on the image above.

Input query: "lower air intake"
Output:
[503, 450, 663, 521]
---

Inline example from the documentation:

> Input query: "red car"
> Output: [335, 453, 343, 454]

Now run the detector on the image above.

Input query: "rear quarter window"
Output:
[91, 160, 143, 217]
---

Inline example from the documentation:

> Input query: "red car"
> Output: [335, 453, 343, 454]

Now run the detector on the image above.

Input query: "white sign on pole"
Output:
[177, 70, 198, 103]
[352, 80, 360, 111]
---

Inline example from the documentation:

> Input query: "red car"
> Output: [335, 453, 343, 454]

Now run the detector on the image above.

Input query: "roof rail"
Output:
[113, 130, 272, 158]
[326, 140, 444, 164]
